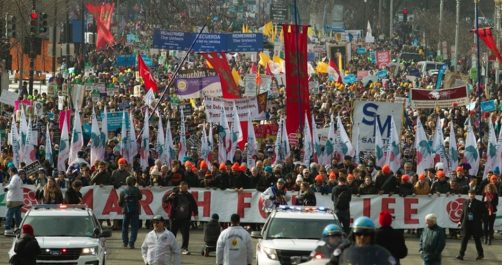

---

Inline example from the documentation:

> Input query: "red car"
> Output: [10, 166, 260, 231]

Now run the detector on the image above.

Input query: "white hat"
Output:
[296, 175, 303, 183]
[435, 162, 444, 170]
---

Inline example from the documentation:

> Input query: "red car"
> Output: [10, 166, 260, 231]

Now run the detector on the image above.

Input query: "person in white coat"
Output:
[216, 214, 252, 265]
[141, 215, 180, 265]
[4, 166, 24, 236]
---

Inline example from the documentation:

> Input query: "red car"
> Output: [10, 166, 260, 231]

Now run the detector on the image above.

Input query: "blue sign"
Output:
[356, 47, 367, 55]
[369, 51, 376, 63]
[116, 55, 136, 67]
[376, 70, 388, 79]
[481, 100, 497, 112]
[343, 74, 357, 84]
[99, 111, 131, 131]
[71, 20, 83, 43]
[152, 30, 264, 52]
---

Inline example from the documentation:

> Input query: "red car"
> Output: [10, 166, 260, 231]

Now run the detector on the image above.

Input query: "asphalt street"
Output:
[1, 225, 501, 264]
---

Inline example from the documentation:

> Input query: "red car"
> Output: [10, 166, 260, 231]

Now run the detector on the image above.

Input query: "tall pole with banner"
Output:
[454, 0, 460, 71]
[475, 0, 482, 139]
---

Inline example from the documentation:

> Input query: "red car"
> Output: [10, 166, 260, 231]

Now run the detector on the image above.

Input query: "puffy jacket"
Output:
[419, 224, 446, 263]
[13, 234, 41, 265]
[6, 174, 23, 203]
[203, 220, 221, 245]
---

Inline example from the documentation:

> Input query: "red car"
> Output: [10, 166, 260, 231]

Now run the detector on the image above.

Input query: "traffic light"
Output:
[402, 8, 408, 23]
[30, 11, 39, 35]
[38, 13, 48, 33]
[6, 16, 16, 38]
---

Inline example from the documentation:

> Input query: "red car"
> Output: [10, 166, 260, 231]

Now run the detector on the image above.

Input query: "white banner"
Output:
[204, 96, 266, 122]
[0, 90, 17, 106]
[2, 186, 502, 229]
[352, 100, 403, 152]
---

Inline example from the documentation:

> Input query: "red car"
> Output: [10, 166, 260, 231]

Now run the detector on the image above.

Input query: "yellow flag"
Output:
[315, 62, 329, 74]
[307, 27, 314, 38]
[190, 98, 197, 108]
[263, 21, 273, 37]
[231, 68, 242, 85]
[259, 52, 271, 67]
[205, 60, 213, 69]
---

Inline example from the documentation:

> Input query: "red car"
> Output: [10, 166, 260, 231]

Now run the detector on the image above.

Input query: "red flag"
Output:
[250, 63, 257, 74]
[283, 24, 310, 136]
[86, 3, 115, 50]
[328, 58, 343, 83]
[137, 53, 158, 92]
[473, 28, 502, 63]
[202, 52, 240, 98]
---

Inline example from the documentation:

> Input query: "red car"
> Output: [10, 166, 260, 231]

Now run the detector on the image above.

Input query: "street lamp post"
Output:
[454, 0, 460, 71]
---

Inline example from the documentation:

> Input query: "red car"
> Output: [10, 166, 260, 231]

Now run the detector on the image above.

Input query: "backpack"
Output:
[123, 188, 140, 214]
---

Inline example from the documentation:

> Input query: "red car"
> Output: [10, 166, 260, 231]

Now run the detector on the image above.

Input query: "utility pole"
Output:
[52, 4, 57, 75]
[454, 0, 460, 71]
[28, 0, 36, 95]
[439, 0, 444, 59]
[495, 0, 502, 84]
[389, 0, 394, 38]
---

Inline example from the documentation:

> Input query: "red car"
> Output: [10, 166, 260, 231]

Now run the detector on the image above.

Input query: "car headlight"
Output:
[82, 247, 98, 255]
[262, 246, 278, 260]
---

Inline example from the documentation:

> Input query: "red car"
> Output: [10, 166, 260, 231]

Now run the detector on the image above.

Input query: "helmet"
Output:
[322, 224, 343, 237]
[352, 216, 375, 235]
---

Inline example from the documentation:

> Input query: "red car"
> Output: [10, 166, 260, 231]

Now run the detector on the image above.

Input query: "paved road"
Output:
[1, 226, 501, 264]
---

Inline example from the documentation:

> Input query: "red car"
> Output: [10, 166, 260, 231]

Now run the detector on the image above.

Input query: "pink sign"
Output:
[14, 100, 32, 111]
[376, 50, 391, 68]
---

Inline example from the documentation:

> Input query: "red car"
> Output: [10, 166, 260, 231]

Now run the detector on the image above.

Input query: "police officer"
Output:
[339, 216, 396, 265]
[311, 224, 348, 261]
[141, 215, 180, 265]
[456, 189, 486, 260]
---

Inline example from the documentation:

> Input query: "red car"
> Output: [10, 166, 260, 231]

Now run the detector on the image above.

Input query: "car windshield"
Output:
[23, 215, 96, 237]
[265, 218, 335, 240]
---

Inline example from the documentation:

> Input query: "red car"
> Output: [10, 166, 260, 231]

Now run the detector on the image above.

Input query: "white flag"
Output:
[274, 118, 290, 163]
[24, 117, 36, 164]
[58, 113, 70, 173]
[10, 115, 20, 168]
[354, 124, 360, 164]
[140, 109, 150, 170]
[415, 117, 433, 175]
[156, 112, 167, 164]
[120, 111, 129, 160]
[208, 123, 214, 151]
[218, 106, 231, 163]
[69, 111, 84, 165]
[303, 114, 313, 166]
[374, 118, 386, 168]
[165, 119, 175, 168]
[228, 102, 243, 161]
[496, 121, 502, 175]
[178, 108, 187, 162]
[101, 107, 109, 147]
[335, 115, 355, 161]
[311, 114, 322, 162]
[324, 115, 336, 165]
[483, 121, 498, 177]
[432, 117, 448, 175]
[200, 125, 212, 171]
[144, 88, 155, 107]
[448, 122, 459, 173]
[90, 108, 103, 167]
[19, 109, 28, 161]
[246, 112, 257, 169]
[464, 119, 479, 176]
[128, 111, 138, 164]
[45, 123, 53, 166]
[385, 117, 401, 174]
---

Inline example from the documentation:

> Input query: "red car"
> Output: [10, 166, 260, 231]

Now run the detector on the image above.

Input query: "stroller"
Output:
[201, 214, 221, 256]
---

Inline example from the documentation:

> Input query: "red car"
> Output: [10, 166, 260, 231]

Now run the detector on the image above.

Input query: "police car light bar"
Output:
[32, 204, 88, 210]
[276, 205, 333, 213]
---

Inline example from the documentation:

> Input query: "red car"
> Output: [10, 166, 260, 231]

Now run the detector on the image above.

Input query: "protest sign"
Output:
[99, 111, 131, 131]
[175, 69, 222, 99]
[204, 93, 267, 122]
[410, 86, 469, 109]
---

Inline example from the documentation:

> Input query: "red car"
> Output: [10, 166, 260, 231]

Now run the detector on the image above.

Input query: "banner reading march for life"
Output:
[1, 186, 502, 229]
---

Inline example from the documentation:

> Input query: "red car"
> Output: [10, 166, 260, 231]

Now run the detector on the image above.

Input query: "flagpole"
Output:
[475, 0, 483, 139]
[136, 24, 207, 141]
[293, 0, 303, 133]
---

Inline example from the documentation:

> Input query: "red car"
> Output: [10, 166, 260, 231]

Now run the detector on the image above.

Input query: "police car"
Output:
[7, 204, 111, 265]
[251, 206, 339, 265]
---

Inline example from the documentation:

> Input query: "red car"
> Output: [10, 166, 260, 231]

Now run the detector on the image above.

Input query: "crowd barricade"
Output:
[1, 185, 501, 229]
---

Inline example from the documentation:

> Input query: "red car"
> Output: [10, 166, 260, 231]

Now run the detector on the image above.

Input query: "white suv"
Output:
[252, 206, 339, 265]
[8, 204, 111, 265]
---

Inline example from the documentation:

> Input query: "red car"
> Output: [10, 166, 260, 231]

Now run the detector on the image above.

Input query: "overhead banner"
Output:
[152, 30, 263, 52]
[352, 100, 403, 152]
[410, 86, 469, 109]
[204, 93, 267, 122]
[175, 69, 222, 99]
[3, 186, 502, 228]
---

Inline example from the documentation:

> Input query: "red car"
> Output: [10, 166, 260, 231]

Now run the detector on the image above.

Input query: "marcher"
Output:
[456, 189, 486, 260]
[331, 176, 352, 234]
[4, 166, 23, 236]
[202, 213, 221, 257]
[295, 182, 316, 206]
[375, 211, 408, 264]
[40, 177, 64, 204]
[482, 181, 498, 245]
[338, 216, 395, 265]
[141, 215, 180, 265]
[165, 181, 198, 255]
[64, 179, 83, 204]
[419, 213, 446, 265]
[119, 176, 142, 249]
[10, 224, 40, 265]
[216, 213, 253, 265]
[262, 178, 289, 211]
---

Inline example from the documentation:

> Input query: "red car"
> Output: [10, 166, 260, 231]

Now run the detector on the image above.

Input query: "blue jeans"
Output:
[5, 205, 22, 231]
[122, 213, 139, 247]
